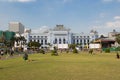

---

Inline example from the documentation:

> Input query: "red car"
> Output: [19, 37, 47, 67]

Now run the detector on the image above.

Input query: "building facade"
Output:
[27, 25, 99, 48]
[108, 29, 120, 38]
[9, 22, 25, 34]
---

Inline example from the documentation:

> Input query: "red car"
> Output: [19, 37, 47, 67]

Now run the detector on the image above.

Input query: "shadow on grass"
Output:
[0, 68, 3, 69]
[0, 59, 38, 70]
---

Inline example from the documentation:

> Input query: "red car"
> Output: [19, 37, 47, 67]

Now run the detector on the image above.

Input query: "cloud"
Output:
[91, 16, 120, 35]
[106, 20, 120, 28]
[105, 16, 120, 28]
[1, 0, 36, 3]
[114, 16, 120, 20]
[102, 0, 113, 2]
[102, 0, 120, 2]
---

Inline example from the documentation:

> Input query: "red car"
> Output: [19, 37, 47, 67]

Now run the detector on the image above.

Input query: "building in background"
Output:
[28, 25, 99, 49]
[0, 30, 15, 49]
[9, 22, 25, 34]
[0, 30, 15, 42]
[22, 28, 31, 43]
[108, 29, 119, 38]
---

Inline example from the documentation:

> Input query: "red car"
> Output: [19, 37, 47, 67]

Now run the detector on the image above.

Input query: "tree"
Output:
[51, 46, 58, 56]
[68, 44, 76, 49]
[28, 41, 41, 48]
[100, 35, 105, 38]
[116, 34, 120, 44]
[73, 48, 78, 53]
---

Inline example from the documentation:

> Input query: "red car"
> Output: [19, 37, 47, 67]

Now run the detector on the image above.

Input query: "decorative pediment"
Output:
[52, 25, 70, 31]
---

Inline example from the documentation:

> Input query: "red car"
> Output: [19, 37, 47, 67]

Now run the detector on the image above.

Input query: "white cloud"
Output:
[106, 20, 120, 28]
[102, 0, 113, 2]
[102, 0, 120, 2]
[114, 16, 120, 20]
[0, 0, 36, 3]
[105, 16, 120, 28]
[91, 16, 120, 35]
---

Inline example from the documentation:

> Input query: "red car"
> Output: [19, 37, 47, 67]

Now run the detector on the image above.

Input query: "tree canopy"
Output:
[116, 34, 120, 44]
[28, 41, 41, 48]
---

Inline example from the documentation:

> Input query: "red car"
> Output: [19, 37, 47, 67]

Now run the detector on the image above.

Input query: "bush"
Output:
[66, 50, 69, 53]
[89, 49, 93, 54]
[51, 50, 58, 56]
[40, 49, 45, 54]
[73, 48, 78, 53]
[116, 47, 120, 51]
[37, 49, 45, 54]
[105, 48, 110, 53]
[23, 53, 28, 60]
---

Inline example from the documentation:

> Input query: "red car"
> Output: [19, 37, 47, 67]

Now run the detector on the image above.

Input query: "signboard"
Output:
[89, 44, 101, 49]
[58, 44, 68, 49]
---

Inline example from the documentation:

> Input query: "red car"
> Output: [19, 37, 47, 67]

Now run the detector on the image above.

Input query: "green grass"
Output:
[0, 52, 120, 80]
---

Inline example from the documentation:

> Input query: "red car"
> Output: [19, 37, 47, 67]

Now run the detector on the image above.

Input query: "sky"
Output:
[0, 0, 120, 35]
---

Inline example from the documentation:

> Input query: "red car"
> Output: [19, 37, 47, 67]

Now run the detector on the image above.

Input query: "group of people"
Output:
[0, 50, 4, 56]
[0, 49, 14, 59]
[0, 50, 4, 59]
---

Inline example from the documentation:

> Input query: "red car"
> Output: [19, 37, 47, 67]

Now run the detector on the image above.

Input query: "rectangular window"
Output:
[41, 36, 43, 38]
[80, 39, 82, 43]
[45, 40, 47, 45]
[77, 39, 79, 44]
[73, 36, 75, 39]
[41, 40, 43, 45]
[45, 36, 47, 38]
[87, 39, 89, 43]
[73, 39, 75, 44]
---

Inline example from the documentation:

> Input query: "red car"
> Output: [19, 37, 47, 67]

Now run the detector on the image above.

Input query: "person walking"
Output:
[23, 53, 28, 61]
[116, 52, 120, 59]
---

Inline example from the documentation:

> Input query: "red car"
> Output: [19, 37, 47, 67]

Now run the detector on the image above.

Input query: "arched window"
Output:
[41, 40, 43, 45]
[87, 39, 89, 43]
[55, 38, 57, 44]
[80, 39, 82, 43]
[77, 39, 79, 44]
[59, 38, 61, 44]
[37, 40, 39, 42]
[45, 40, 47, 45]
[63, 38, 66, 44]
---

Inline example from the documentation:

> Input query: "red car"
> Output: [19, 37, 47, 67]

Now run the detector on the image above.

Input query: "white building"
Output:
[27, 25, 99, 49]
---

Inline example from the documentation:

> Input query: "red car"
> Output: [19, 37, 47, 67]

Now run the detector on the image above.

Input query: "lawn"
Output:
[0, 52, 120, 80]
